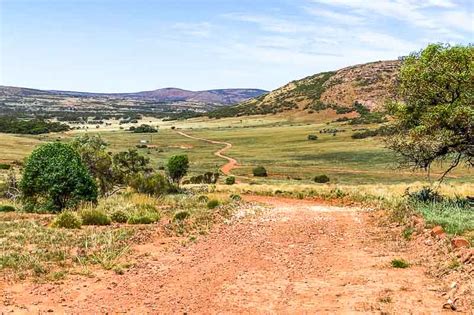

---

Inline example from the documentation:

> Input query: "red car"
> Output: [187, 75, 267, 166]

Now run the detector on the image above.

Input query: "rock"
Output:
[451, 237, 470, 249]
[458, 248, 474, 264]
[431, 226, 444, 237]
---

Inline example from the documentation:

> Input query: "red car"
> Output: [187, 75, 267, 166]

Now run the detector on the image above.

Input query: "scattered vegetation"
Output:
[80, 209, 112, 226]
[0, 205, 16, 212]
[225, 176, 236, 185]
[307, 134, 318, 141]
[207, 199, 220, 209]
[130, 124, 158, 133]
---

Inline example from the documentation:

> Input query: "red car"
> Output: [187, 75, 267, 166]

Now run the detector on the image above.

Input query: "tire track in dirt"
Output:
[176, 130, 238, 175]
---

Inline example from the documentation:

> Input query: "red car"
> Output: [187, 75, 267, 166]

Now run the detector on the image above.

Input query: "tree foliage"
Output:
[166, 155, 189, 184]
[71, 134, 114, 195]
[20, 143, 97, 212]
[385, 43, 473, 180]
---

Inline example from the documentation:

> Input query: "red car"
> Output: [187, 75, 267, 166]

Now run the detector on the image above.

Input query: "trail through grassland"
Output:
[176, 130, 238, 175]
[2, 196, 450, 313]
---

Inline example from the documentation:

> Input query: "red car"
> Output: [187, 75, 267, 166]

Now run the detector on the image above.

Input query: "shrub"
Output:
[0, 163, 11, 170]
[407, 187, 443, 203]
[207, 199, 220, 209]
[0, 205, 16, 212]
[51, 211, 82, 229]
[307, 134, 318, 141]
[111, 210, 129, 223]
[20, 142, 98, 212]
[173, 210, 190, 222]
[253, 166, 268, 177]
[189, 172, 219, 184]
[129, 172, 174, 196]
[131, 124, 158, 133]
[230, 194, 241, 201]
[391, 258, 409, 268]
[225, 176, 236, 185]
[313, 175, 330, 183]
[80, 209, 111, 226]
[127, 204, 160, 224]
[167, 155, 189, 184]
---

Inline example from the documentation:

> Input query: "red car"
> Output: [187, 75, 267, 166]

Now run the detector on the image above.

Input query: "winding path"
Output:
[176, 130, 238, 175]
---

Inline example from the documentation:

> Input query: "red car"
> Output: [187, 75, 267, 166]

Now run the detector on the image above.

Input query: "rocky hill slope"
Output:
[209, 60, 400, 118]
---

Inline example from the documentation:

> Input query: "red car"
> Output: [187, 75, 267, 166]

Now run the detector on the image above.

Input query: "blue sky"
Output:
[1, 0, 472, 92]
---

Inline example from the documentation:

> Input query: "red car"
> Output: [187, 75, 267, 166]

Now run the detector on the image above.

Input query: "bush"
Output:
[129, 172, 174, 196]
[80, 209, 111, 226]
[127, 204, 161, 224]
[0, 205, 16, 212]
[225, 176, 236, 185]
[167, 155, 189, 184]
[20, 142, 98, 212]
[313, 175, 330, 183]
[51, 211, 82, 229]
[207, 199, 220, 209]
[230, 194, 241, 201]
[111, 210, 129, 223]
[407, 187, 443, 203]
[391, 258, 409, 268]
[307, 134, 318, 141]
[132, 124, 158, 133]
[0, 163, 11, 170]
[253, 166, 268, 177]
[173, 210, 190, 222]
[189, 172, 219, 184]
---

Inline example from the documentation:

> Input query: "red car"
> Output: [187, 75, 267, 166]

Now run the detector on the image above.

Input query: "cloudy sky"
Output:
[1, 0, 472, 92]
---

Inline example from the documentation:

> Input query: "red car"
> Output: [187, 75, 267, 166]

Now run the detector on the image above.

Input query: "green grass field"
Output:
[0, 116, 472, 185]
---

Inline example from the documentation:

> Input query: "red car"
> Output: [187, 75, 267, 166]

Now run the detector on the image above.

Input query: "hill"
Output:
[208, 60, 400, 118]
[0, 86, 267, 105]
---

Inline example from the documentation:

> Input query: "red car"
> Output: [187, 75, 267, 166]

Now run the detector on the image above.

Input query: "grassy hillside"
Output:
[208, 60, 400, 118]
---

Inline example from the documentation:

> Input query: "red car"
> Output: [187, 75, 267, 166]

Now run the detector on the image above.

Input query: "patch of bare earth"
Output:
[1, 196, 462, 313]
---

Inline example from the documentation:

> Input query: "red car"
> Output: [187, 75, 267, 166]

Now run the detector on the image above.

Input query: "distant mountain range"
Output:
[0, 86, 268, 105]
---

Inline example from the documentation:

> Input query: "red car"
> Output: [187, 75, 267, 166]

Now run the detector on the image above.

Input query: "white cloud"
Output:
[304, 7, 365, 25]
[171, 22, 212, 38]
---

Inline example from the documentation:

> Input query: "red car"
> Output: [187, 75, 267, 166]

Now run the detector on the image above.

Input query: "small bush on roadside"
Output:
[0, 205, 16, 212]
[80, 209, 111, 226]
[313, 175, 330, 183]
[407, 187, 442, 203]
[391, 258, 409, 268]
[111, 210, 129, 223]
[226, 176, 236, 185]
[207, 199, 220, 209]
[253, 166, 268, 177]
[51, 211, 82, 229]
[173, 210, 190, 222]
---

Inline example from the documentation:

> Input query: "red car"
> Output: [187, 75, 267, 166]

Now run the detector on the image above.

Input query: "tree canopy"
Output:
[385, 43, 473, 180]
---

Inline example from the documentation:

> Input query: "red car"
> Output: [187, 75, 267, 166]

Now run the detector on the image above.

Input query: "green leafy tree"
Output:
[166, 155, 189, 184]
[20, 143, 97, 212]
[386, 43, 473, 181]
[112, 149, 151, 184]
[71, 134, 114, 195]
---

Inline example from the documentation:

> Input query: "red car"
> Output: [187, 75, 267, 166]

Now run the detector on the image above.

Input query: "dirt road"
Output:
[2, 196, 448, 314]
[176, 131, 237, 175]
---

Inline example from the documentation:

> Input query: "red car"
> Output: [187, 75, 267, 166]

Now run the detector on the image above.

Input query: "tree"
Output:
[166, 155, 189, 184]
[71, 134, 114, 195]
[20, 142, 97, 212]
[385, 43, 473, 181]
[112, 149, 151, 184]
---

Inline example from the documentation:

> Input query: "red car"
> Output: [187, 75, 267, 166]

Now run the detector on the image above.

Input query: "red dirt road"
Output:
[2, 196, 449, 314]
[176, 131, 237, 175]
